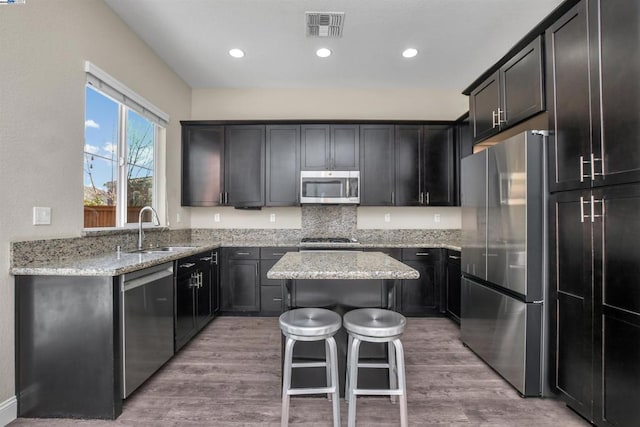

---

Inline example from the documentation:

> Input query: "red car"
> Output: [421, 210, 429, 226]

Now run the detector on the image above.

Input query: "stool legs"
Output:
[346, 337, 408, 427]
[281, 336, 340, 427]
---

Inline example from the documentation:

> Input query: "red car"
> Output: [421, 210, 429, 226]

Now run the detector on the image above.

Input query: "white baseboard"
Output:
[0, 396, 17, 427]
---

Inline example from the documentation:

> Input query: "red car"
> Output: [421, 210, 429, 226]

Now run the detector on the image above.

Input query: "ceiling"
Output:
[104, 0, 564, 91]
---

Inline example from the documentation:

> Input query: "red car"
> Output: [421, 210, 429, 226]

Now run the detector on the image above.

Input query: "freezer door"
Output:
[460, 277, 542, 396]
[461, 150, 487, 279]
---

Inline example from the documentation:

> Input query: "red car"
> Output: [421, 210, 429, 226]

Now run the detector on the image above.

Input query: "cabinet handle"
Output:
[272, 298, 283, 302]
[580, 196, 589, 223]
[497, 108, 506, 125]
[591, 195, 604, 222]
[271, 253, 286, 256]
[591, 153, 603, 179]
[219, 192, 224, 204]
[391, 191, 395, 205]
[426, 192, 430, 205]
[419, 192, 424, 205]
[492, 110, 498, 128]
[225, 192, 229, 205]
[213, 252, 218, 265]
[200, 256, 213, 262]
[482, 253, 498, 257]
[179, 262, 196, 268]
[579, 155, 590, 182]
[415, 252, 430, 256]
[449, 255, 461, 260]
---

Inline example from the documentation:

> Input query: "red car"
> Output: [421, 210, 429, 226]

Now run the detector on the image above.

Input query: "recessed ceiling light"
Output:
[229, 48, 245, 58]
[402, 48, 418, 58]
[316, 48, 332, 58]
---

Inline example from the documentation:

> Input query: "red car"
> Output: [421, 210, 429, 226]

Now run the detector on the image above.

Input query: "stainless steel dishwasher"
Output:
[120, 262, 174, 398]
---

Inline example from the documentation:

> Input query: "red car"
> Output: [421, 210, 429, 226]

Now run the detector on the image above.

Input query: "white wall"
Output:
[0, 0, 191, 411]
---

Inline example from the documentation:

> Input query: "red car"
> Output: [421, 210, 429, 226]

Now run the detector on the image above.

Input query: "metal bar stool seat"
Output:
[344, 308, 408, 427]
[279, 308, 342, 427]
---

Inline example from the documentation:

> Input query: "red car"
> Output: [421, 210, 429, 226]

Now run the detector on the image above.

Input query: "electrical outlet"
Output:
[33, 207, 51, 225]
[176, 213, 181, 223]
[214, 213, 221, 222]
[384, 213, 391, 222]
[269, 213, 276, 223]
[434, 213, 441, 223]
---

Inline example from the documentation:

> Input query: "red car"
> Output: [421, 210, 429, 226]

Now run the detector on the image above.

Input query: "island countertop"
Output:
[266, 251, 420, 280]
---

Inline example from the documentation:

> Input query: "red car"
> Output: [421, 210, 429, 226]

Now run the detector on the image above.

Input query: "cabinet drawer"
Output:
[261, 286, 283, 314]
[260, 259, 283, 286]
[260, 247, 297, 259]
[402, 248, 442, 261]
[226, 247, 259, 259]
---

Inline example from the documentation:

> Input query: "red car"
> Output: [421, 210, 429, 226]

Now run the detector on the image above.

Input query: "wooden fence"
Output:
[84, 206, 145, 228]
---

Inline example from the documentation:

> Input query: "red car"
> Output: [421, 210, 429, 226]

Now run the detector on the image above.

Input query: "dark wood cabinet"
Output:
[551, 183, 640, 427]
[221, 248, 260, 313]
[395, 125, 457, 206]
[445, 250, 461, 322]
[423, 125, 456, 206]
[259, 247, 297, 316]
[546, 1, 592, 192]
[266, 125, 300, 206]
[301, 124, 359, 170]
[181, 125, 224, 206]
[175, 250, 217, 351]
[470, 37, 544, 143]
[360, 124, 395, 205]
[399, 248, 442, 316]
[224, 125, 265, 207]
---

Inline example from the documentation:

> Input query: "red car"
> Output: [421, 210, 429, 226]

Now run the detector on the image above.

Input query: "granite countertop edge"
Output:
[11, 240, 461, 277]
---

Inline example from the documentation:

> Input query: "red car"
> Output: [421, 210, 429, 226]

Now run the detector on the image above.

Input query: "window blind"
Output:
[84, 61, 169, 126]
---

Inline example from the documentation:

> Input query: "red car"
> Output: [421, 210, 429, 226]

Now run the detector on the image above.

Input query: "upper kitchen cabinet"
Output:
[546, 1, 592, 192]
[224, 125, 265, 207]
[423, 125, 456, 206]
[265, 125, 300, 206]
[181, 125, 224, 206]
[395, 124, 457, 206]
[547, 0, 640, 192]
[469, 36, 544, 143]
[360, 124, 395, 206]
[301, 124, 359, 170]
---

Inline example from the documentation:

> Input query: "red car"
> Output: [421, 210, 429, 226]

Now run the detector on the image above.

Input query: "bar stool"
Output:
[344, 308, 408, 427]
[279, 308, 342, 427]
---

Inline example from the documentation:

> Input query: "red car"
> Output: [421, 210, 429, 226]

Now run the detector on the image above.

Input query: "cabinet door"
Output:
[266, 125, 300, 206]
[195, 254, 213, 329]
[423, 125, 456, 206]
[331, 125, 359, 170]
[181, 125, 224, 206]
[224, 125, 265, 207]
[401, 260, 438, 316]
[360, 125, 395, 205]
[593, 183, 640, 427]
[593, 0, 640, 187]
[175, 273, 196, 350]
[395, 125, 422, 206]
[223, 259, 260, 312]
[549, 190, 593, 421]
[301, 125, 330, 170]
[500, 36, 544, 128]
[470, 71, 500, 142]
[446, 251, 461, 321]
[546, 1, 593, 192]
[212, 250, 220, 315]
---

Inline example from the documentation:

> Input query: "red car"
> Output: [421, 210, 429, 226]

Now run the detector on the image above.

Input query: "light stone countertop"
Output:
[266, 251, 420, 280]
[10, 240, 460, 277]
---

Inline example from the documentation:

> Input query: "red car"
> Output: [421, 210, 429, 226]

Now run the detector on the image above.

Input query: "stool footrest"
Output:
[352, 388, 404, 396]
[357, 362, 391, 369]
[291, 361, 327, 368]
[287, 386, 336, 396]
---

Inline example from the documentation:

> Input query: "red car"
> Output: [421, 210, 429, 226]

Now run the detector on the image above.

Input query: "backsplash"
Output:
[301, 205, 357, 238]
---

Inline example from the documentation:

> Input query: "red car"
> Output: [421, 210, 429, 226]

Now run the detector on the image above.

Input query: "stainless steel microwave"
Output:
[300, 171, 360, 204]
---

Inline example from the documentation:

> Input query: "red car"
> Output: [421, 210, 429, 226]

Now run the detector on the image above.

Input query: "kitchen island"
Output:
[267, 251, 419, 396]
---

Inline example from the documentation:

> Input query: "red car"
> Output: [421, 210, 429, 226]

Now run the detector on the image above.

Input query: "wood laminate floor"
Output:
[10, 317, 589, 426]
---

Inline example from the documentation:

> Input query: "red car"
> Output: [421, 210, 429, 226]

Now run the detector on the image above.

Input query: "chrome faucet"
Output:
[137, 206, 160, 250]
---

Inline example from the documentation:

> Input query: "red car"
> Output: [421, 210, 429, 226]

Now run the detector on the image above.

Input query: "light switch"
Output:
[33, 207, 51, 225]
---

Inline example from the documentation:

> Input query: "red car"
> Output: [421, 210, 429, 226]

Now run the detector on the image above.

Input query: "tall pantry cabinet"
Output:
[547, 1, 640, 426]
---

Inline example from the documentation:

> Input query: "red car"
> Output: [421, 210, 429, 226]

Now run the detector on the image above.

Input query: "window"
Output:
[83, 62, 168, 228]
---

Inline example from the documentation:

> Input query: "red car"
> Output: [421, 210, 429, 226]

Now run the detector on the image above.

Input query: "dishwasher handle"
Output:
[123, 268, 173, 292]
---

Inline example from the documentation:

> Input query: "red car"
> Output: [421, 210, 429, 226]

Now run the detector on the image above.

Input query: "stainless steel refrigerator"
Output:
[460, 131, 548, 397]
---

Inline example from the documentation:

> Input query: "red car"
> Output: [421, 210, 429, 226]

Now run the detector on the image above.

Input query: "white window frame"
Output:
[84, 61, 169, 229]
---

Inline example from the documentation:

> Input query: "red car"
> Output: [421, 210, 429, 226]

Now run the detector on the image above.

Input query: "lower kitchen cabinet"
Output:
[221, 248, 260, 313]
[445, 249, 461, 323]
[175, 250, 218, 351]
[260, 247, 297, 316]
[399, 248, 442, 316]
[551, 183, 640, 426]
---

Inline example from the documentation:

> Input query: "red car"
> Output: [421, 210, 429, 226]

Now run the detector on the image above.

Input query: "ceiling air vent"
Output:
[306, 12, 345, 38]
